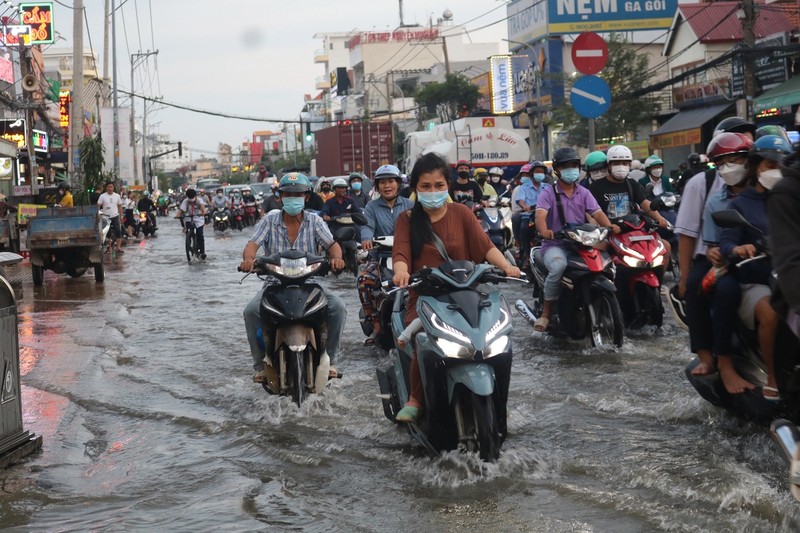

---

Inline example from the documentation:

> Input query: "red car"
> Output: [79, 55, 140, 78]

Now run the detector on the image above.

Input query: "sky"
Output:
[51, 0, 509, 157]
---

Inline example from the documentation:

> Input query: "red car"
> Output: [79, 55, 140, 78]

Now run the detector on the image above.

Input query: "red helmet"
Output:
[706, 132, 753, 161]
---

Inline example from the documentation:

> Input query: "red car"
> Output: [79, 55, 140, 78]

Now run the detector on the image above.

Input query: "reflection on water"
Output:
[0, 225, 799, 531]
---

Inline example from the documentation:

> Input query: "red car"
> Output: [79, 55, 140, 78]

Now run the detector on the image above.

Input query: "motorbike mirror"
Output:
[351, 212, 367, 225]
[645, 182, 654, 196]
[712, 209, 761, 235]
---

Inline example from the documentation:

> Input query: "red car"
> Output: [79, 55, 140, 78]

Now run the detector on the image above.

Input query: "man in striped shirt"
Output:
[240, 173, 347, 383]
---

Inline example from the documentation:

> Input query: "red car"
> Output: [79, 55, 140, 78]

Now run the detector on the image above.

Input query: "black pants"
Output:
[686, 255, 713, 354]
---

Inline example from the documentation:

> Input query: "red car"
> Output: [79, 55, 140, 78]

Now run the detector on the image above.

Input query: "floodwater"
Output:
[1, 217, 800, 532]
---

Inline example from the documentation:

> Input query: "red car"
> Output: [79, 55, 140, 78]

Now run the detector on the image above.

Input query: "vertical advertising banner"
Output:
[490, 55, 514, 115]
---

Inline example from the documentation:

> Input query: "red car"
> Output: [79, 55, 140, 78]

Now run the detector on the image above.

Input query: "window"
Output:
[344, 41, 349, 49]
[329, 43, 333, 50]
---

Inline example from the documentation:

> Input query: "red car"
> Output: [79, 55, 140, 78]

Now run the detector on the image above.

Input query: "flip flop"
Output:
[328, 368, 342, 379]
[763, 386, 782, 402]
[364, 334, 377, 347]
[534, 317, 549, 332]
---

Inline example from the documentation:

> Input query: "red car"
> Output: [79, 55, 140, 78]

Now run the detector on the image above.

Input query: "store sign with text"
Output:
[32, 129, 47, 152]
[548, 0, 677, 34]
[0, 118, 26, 148]
[59, 89, 70, 128]
[490, 55, 514, 115]
[20, 3, 54, 45]
[0, 25, 31, 46]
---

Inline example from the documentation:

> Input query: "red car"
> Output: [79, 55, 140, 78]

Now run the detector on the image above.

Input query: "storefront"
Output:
[754, 75, 800, 134]
[650, 102, 733, 174]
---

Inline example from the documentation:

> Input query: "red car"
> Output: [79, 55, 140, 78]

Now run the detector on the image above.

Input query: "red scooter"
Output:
[516, 223, 624, 348]
[244, 201, 259, 227]
[607, 214, 669, 328]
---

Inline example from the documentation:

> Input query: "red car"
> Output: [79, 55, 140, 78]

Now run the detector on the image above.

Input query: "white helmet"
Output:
[332, 177, 348, 188]
[606, 145, 633, 162]
[488, 166, 503, 176]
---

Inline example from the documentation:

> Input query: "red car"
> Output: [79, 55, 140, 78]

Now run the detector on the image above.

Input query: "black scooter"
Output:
[328, 212, 366, 276]
[240, 250, 335, 407]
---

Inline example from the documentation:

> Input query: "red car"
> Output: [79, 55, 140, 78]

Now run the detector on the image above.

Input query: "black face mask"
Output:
[458, 171, 470, 180]
[476, 175, 487, 185]
[321, 186, 331, 192]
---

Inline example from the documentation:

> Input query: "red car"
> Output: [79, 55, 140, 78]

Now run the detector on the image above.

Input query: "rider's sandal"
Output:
[534, 317, 549, 332]
[364, 333, 378, 346]
[395, 405, 421, 423]
[763, 386, 782, 402]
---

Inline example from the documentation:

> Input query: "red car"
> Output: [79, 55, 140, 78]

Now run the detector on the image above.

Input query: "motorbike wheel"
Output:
[290, 350, 308, 408]
[472, 394, 500, 463]
[647, 286, 664, 328]
[587, 291, 624, 348]
[31, 264, 44, 286]
[94, 263, 105, 282]
[669, 249, 681, 283]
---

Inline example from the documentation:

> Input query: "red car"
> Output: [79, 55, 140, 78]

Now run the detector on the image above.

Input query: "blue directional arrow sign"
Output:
[570, 75, 612, 119]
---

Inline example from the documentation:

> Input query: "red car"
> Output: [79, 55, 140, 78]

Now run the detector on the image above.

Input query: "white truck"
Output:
[403, 116, 530, 172]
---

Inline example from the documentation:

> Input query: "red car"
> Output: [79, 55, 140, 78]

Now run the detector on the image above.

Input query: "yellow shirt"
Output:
[59, 191, 74, 207]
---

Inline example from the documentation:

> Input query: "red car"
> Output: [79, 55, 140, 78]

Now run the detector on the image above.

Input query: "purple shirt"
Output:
[536, 183, 602, 252]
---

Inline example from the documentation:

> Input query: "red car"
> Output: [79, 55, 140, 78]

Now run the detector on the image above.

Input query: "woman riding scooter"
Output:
[391, 153, 520, 423]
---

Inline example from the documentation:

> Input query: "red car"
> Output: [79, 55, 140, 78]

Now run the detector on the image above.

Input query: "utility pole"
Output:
[112, 0, 120, 183]
[442, 36, 450, 76]
[130, 50, 157, 185]
[69, 0, 84, 188]
[103, 0, 109, 82]
[741, 0, 758, 122]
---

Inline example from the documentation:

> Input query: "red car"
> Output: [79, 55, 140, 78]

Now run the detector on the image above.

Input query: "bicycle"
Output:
[101, 213, 119, 261]
[182, 216, 205, 263]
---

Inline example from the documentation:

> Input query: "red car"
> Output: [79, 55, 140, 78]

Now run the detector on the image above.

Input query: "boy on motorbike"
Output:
[176, 188, 207, 259]
[137, 191, 157, 230]
[450, 159, 485, 204]
[534, 147, 616, 332]
[716, 135, 792, 399]
[358, 164, 414, 346]
[321, 177, 362, 239]
[391, 153, 520, 423]
[240, 173, 346, 383]
[474, 168, 498, 200]
[348, 173, 369, 210]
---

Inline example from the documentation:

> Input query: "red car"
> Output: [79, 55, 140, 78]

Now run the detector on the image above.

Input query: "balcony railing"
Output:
[313, 48, 329, 64]
[315, 75, 331, 89]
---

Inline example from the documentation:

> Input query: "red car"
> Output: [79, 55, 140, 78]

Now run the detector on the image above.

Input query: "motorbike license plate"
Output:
[629, 235, 654, 242]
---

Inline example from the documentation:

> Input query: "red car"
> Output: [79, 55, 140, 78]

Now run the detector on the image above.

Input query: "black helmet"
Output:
[552, 147, 581, 168]
[688, 153, 701, 166]
[713, 116, 756, 138]
[57, 182, 70, 191]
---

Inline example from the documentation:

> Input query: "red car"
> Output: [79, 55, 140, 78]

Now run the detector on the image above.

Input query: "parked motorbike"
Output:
[376, 260, 523, 462]
[477, 196, 516, 266]
[607, 214, 669, 328]
[328, 212, 366, 276]
[213, 207, 230, 232]
[239, 250, 335, 407]
[684, 209, 786, 424]
[358, 236, 396, 350]
[516, 223, 624, 348]
[139, 208, 157, 237]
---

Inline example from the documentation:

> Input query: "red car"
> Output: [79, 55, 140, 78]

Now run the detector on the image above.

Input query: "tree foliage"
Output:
[414, 74, 481, 123]
[76, 133, 108, 205]
[551, 33, 660, 147]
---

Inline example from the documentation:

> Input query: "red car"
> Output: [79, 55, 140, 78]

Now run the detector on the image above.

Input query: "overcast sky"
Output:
[51, 0, 508, 156]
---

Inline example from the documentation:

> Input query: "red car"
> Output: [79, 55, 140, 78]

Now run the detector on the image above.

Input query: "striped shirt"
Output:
[249, 208, 335, 255]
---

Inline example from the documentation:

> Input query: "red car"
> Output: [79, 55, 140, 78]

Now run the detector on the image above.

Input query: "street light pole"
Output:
[503, 38, 545, 161]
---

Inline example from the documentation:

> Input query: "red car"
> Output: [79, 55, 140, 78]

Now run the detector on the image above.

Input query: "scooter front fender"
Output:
[446, 364, 495, 401]
[632, 270, 660, 288]
[589, 275, 617, 293]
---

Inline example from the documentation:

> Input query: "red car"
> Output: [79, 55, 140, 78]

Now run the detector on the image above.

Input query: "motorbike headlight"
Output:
[222, 216, 228, 221]
[568, 227, 607, 247]
[485, 307, 510, 343]
[653, 255, 664, 267]
[485, 335, 509, 357]
[623, 255, 644, 268]
[436, 337, 473, 359]
[616, 240, 646, 260]
[422, 302, 471, 345]
[265, 257, 322, 278]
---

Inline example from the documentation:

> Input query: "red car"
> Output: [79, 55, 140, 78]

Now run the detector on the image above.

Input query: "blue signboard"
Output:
[570, 75, 611, 119]
[547, 0, 678, 34]
[510, 37, 564, 111]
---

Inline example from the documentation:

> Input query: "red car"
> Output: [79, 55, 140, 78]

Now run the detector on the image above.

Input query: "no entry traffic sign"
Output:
[572, 32, 608, 75]
[570, 75, 611, 119]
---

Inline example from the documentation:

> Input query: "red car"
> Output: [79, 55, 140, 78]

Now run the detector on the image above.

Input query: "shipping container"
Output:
[314, 122, 393, 178]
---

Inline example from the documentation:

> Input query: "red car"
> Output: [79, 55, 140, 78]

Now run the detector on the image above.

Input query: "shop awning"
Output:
[754, 75, 800, 114]
[650, 103, 731, 149]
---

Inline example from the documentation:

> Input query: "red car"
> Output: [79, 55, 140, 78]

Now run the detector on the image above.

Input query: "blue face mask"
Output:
[560, 168, 580, 184]
[282, 197, 304, 215]
[417, 190, 449, 209]
[533, 173, 546, 183]
[351, 182, 362, 191]
[521, 177, 532, 185]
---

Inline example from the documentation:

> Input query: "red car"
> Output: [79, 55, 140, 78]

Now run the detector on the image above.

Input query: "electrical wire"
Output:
[133, 0, 142, 51]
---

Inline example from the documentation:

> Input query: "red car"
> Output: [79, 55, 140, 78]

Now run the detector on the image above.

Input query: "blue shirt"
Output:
[702, 186, 736, 246]
[518, 181, 550, 211]
[361, 195, 414, 242]
[249, 208, 334, 255]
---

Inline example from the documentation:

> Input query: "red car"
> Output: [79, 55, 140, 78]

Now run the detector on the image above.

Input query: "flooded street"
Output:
[2, 220, 800, 531]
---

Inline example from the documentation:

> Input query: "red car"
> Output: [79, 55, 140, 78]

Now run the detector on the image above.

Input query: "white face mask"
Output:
[718, 162, 747, 186]
[758, 168, 783, 190]
[650, 168, 663, 179]
[610, 164, 629, 180]
[590, 169, 608, 181]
